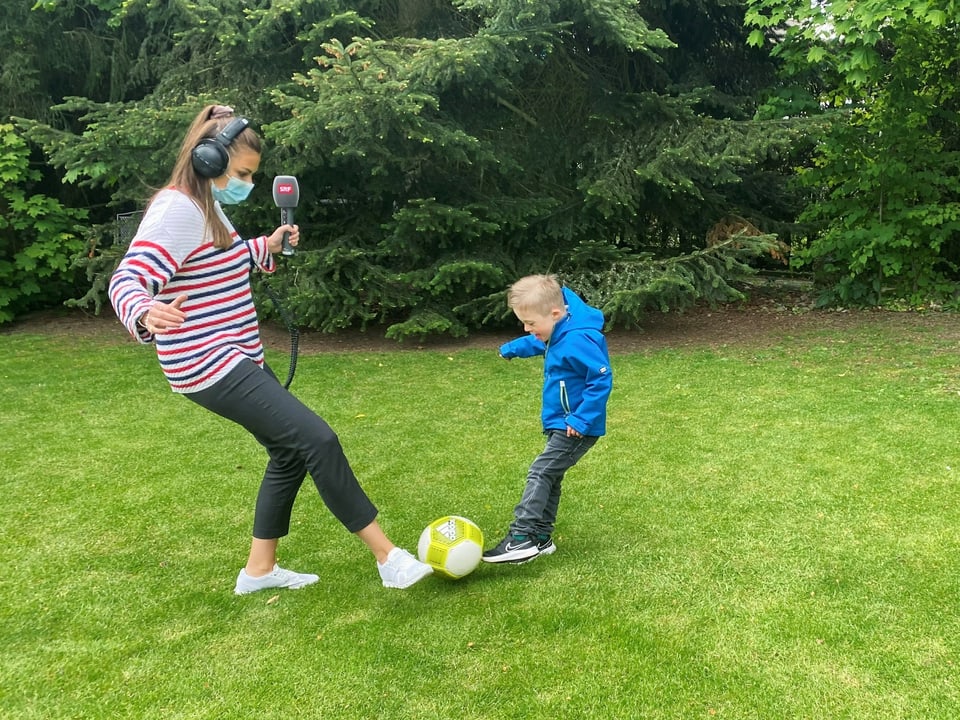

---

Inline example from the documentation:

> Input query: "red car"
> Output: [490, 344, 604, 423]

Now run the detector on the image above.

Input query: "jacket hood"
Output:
[553, 286, 604, 342]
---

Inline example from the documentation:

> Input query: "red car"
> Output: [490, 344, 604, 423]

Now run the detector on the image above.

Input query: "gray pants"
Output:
[186, 360, 378, 539]
[510, 430, 598, 538]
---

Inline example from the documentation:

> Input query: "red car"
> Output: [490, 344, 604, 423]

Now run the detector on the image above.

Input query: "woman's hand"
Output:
[140, 294, 188, 334]
[267, 224, 299, 254]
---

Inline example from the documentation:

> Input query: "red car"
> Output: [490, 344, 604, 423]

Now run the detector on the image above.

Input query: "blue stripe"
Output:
[166, 277, 250, 305]
[156, 325, 260, 362]
[162, 344, 263, 383]
[188, 300, 256, 324]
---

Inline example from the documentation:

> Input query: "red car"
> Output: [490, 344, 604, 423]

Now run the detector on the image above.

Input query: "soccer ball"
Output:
[417, 515, 484, 579]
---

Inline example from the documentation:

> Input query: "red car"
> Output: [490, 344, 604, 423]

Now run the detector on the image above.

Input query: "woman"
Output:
[109, 104, 432, 594]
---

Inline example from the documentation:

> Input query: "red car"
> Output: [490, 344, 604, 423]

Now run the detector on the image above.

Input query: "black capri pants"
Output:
[185, 359, 378, 538]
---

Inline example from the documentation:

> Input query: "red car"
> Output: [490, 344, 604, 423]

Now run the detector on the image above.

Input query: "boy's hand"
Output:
[566, 426, 582, 438]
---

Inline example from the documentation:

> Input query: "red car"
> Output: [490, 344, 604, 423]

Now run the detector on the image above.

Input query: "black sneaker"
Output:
[534, 535, 556, 557]
[482, 534, 539, 563]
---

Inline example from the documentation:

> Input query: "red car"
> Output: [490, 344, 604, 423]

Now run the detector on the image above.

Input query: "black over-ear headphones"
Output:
[191, 117, 251, 178]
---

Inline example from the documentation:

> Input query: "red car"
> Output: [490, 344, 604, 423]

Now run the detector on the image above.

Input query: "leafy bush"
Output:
[0, 124, 87, 323]
[747, 0, 960, 307]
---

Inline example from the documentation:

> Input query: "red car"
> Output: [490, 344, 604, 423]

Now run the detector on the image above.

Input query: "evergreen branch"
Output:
[490, 92, 539, 127]
[567, 231, 784, 329]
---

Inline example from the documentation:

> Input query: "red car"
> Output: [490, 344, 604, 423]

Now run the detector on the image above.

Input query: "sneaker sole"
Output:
[234, 577, 319, 595]
[483, 544, 556, 565]
[481, 547, 539, 563]
[235, 581, 317, 595]
[234, 570, 320, 595]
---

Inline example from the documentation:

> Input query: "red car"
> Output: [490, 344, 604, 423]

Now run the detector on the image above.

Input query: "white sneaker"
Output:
[234, 564, 319, 595]
[378, 548, 433, 589]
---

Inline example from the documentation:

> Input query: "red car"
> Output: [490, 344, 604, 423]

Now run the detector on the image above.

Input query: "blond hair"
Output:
[507, 274, 564, 316]
[160, 104, 261, 249]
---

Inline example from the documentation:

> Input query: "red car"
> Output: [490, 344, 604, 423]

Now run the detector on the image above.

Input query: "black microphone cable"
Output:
[261, 279, 299, 390]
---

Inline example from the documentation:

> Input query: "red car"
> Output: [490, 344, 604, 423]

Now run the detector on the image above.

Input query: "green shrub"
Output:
[0, 123, 88, 323]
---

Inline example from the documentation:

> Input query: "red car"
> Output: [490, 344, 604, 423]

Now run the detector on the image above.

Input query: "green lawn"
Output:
[2, 314, 959, 719]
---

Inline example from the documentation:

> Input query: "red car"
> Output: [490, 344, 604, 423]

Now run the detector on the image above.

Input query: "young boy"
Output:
[483, 274, 613, 563]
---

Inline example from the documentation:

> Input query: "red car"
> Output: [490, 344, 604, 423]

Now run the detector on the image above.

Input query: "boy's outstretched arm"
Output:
[499, 335, 546, 359]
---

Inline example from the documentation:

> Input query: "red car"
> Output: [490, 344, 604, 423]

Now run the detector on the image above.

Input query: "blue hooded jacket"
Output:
[499, 287, 612, 436]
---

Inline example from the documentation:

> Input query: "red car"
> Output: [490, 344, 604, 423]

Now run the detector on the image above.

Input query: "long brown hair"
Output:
[163, 104, 262, 249]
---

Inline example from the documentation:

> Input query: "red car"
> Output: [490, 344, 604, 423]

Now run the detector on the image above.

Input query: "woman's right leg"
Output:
[188, 361, 431, 589]
[187, 360, 378, 537]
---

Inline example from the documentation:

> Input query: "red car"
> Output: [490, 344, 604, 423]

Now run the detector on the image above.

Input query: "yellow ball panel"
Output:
[417, 515, 484, 579]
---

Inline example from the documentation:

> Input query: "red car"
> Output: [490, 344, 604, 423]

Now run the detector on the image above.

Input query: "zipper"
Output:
[559, 380, 570, 416]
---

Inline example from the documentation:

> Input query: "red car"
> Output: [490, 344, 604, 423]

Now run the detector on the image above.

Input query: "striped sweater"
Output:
[109, 188, 275, 393]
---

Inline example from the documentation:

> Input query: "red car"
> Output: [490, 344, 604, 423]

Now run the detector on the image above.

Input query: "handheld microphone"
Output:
[272, 175, 300, 256]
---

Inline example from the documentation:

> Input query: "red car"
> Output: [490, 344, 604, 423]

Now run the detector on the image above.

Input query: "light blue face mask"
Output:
[212, 175, 254, 205]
